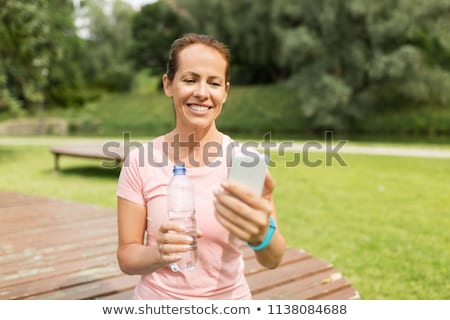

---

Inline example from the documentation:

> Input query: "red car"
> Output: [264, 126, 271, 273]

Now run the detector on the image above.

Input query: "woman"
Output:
[116, 33, 286, 299]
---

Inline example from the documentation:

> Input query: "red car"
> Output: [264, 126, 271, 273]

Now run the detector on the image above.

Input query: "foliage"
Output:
[131, 0, 286, 84]
[78, 0, 136, 92]
[47, 83, 450, 138]
[0, 0, 51, 111]
[0, 62, 21, 113]
[273, 0, 450, 131]
[130, 1, 194, 76]
[46, 0, 88, 108]
[129, 0, 450, 133]
[0, 0, 106, 111]
[175, 0, 285, 84]
[2, 0, 450, 135]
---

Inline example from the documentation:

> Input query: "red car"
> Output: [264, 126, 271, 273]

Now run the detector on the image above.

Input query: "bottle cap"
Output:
[173, 163, 186, 175]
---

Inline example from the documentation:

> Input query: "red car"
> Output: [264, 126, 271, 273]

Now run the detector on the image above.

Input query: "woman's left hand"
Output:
[214, 174, 276, 245]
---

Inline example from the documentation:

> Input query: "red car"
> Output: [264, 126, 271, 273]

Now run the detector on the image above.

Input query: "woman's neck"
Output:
[163, 126, 223, 167]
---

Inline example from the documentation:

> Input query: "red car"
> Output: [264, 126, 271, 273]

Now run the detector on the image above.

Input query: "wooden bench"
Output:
[50, 142, 125, 171]
[0, 192, 359, 300]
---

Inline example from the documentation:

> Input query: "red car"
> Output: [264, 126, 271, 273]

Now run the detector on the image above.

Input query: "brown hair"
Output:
[166, 33, 230, 82]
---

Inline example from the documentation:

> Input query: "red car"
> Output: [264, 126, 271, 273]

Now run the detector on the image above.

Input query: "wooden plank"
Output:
[1, 253, 116, 290]
[244, 248, 310, 275]
[1, 215, 114, 244]
[0, 241, 116, 274]
[251, 269, 342, 299]
[25, 275, 140, 300]
[0, 236, 116, 267]
[288, 278, 353, 300]
[96, 251, 318, 300]
[0, 203, 112, 228]
[50, 144, 124, 161]
[0, 192, 55, 209]
[0, 191, 359, 300]
[247, 256, 333, 295]
[49, 143, 124, 171]
[1, 262, 122, 300]
[96, 289, 134, 300]
[318, 286, 360, 300]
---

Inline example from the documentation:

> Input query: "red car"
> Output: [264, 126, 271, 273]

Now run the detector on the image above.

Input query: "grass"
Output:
[0, 140, 449, 299]
[270, 152, 449, 300]
[0, 145, 120, 207]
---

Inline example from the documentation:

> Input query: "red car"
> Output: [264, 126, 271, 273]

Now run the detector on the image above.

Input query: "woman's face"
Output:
[163, 43, 230, 131]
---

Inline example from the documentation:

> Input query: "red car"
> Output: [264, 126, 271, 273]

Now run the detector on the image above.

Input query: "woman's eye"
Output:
[211, 82, 221, 86]
[184, 79, 195, 83]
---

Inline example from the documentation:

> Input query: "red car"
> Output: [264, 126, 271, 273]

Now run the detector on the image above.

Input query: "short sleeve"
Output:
[116, 147, 145, 205]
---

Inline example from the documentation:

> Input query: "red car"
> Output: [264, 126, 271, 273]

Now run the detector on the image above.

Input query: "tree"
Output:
[0, 0, 92, 111]
[0, 0, 51, 112]
[273, 0, 450, 131]
[78, 0, 136, 92]
[131, 0, 284, 84]
[46, 0, 87, 107]
[175, 0, 285, 84]
[130, 0, 194, 76]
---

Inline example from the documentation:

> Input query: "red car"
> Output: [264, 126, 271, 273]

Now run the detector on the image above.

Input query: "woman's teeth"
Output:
[189, 105, 210, 111]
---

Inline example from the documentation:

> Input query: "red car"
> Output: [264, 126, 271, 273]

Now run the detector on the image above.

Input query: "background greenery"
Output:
[0, 141, 448, 299]
[44, 75, 450, 139]
[1, 0, 450, 134]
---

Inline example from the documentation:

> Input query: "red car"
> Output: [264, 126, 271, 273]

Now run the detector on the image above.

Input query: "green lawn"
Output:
[0, 141, 449, 299]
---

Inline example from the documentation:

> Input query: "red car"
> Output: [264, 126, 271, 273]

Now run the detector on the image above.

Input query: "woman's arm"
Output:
[117, 197, 193, 275]
[214, 174, 286, 269]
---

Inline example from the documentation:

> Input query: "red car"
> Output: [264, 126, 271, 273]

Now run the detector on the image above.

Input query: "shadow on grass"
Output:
[48, 166, 121, 179]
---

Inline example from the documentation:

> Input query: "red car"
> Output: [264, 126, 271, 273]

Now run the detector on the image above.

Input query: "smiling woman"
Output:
[115, 33, 287, 300]
[162, 43, 230, 135]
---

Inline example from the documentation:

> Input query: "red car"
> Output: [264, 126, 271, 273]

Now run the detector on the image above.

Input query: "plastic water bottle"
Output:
[167, 164, 197, 272]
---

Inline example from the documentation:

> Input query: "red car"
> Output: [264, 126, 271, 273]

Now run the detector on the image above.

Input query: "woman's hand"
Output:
[157, 222, 203, 265]
[214, 174, 276, 245]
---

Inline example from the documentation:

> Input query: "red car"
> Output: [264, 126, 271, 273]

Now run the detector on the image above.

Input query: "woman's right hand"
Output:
[156, 222, 197, 265]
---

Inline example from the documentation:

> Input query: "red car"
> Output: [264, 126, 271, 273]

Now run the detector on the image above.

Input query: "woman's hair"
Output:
[166, 33, 230, 82]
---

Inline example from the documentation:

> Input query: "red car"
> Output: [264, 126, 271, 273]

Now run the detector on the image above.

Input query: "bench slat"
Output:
[25, 275, 140, 300]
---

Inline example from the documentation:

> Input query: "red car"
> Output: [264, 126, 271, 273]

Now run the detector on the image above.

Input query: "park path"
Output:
[1, 137, 450, 159]
[289, 142, 450, 159]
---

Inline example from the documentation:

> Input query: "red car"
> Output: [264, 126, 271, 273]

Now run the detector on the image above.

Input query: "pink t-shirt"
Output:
[116, 133, 251, 299]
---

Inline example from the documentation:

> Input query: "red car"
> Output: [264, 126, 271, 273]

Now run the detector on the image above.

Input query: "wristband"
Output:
[247, 216, 277, 251]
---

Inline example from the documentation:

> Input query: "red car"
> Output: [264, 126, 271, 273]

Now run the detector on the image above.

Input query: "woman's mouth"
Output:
[187, 104, 212, 112]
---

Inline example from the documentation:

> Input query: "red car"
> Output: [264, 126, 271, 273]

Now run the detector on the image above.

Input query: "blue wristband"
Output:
[247, 216, 277, 251]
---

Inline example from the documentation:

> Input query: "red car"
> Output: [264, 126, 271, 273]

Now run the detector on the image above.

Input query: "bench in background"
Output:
[50, 142, 124, 171]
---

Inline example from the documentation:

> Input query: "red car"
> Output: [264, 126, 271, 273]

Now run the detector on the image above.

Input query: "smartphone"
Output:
[228, 151, 267, 196]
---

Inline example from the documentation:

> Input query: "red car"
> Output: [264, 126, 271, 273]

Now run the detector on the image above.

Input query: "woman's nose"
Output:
[194, 82, 208, 98]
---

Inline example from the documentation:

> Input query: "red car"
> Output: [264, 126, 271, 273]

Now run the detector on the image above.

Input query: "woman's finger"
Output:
[214, 198, 260, 236]
[220, 180, 273, 214]
[215, 189, 268, 228]
[214, 210, 252, 241]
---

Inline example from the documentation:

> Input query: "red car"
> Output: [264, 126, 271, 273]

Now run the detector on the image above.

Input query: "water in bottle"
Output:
[167, 164, 197, 272]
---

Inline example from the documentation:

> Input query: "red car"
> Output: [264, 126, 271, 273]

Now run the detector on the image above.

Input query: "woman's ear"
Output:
[222, 81, 230, 104]
[162, 74, 172, 97]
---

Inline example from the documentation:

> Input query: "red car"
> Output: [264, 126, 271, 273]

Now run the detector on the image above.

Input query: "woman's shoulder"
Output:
[220, 132, 238, 148]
